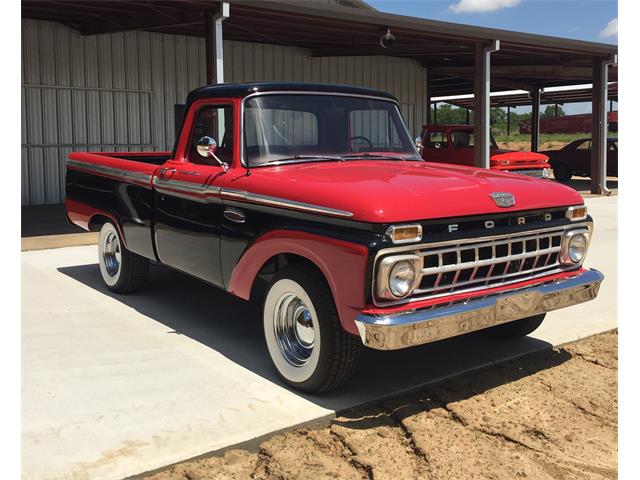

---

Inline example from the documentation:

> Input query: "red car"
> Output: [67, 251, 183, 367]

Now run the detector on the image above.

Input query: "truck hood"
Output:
[227, 160, 582, 223]
[490, 149, 550, 167]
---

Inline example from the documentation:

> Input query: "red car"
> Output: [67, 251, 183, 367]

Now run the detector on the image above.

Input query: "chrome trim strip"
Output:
[356, 269, 604, 350]
[220, 188, 354, 218]
[67, 159, 152, 184]
[240, 90, 403, 169]
[151, 176, 221, 203]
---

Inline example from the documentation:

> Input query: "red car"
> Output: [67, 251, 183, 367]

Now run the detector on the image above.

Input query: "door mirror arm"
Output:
[196, 136, 229, 172]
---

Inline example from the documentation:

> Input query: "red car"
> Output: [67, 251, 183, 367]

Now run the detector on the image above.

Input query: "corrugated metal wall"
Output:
[21, 19, 428, 205]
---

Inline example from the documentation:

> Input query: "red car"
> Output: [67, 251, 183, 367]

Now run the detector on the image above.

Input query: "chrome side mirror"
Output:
[415, 136, 423, 152]
[197, 136, 217, 158]
[196, 136, 228, 171]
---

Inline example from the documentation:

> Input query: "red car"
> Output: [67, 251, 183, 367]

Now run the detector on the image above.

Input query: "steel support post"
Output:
[473, 40, 500, 168]
[204, 2, 229, 85]
[530, 89, 540, 152]
[591, 55, 616, 194]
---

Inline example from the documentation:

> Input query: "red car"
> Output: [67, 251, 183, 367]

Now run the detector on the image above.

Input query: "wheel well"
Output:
[249, 253, 327, 301]
[88, 214, 113, 232]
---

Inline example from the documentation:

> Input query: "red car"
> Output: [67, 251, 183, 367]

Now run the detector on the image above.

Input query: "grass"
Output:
[494, 132, 618, 144]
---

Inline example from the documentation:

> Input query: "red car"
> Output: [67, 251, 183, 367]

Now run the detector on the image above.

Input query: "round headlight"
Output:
[568, 233, 587, 263]
[542, 168, 550, 179]
[389, 260, 417, 298]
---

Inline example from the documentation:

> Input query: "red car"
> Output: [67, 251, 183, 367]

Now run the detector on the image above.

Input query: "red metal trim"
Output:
[173, 97, 241, 167]
[228, 230, 369, 335]
[64, 198, 127, 247]
[361, 268, 586, 316]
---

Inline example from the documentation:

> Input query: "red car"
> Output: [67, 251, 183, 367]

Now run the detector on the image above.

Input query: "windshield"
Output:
[243, 94, 420, 166]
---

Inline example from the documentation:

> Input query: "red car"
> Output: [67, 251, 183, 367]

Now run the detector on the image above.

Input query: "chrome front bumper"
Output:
[355, 269, 603, 350]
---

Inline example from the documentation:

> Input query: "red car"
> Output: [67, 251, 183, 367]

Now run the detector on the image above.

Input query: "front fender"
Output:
[228, 230, 370, 335]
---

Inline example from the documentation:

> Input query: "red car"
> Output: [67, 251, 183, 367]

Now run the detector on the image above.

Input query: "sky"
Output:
[367, 0, 618, 114]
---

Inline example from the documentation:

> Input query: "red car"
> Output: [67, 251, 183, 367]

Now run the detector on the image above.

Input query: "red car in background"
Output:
[419, 125, 551, 178]
[541, 138, 618, 183]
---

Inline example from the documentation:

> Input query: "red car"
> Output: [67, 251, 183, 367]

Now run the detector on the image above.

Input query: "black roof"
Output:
[185, 82, 398, 106]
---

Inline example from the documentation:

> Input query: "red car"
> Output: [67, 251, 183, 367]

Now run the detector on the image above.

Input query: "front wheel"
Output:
[98, 222, 149, 293]
[483, 314, 546, 339]
[263, 264, 361, 393]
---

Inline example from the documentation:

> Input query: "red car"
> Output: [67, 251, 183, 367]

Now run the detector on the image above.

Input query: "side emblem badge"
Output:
[489, 192, 515, 208]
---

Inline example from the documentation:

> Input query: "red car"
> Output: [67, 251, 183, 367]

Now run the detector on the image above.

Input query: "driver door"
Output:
[153, 102, 234, 287]
[421, 130, 451, 163]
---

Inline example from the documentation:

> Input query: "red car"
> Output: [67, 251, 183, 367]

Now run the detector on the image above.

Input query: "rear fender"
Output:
[65, 198, 127, 248]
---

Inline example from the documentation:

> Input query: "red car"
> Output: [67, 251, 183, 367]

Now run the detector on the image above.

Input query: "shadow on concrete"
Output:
[58, 262, 563, 412]
[563, 176, 618, 195]
[22, 204, 84, 237]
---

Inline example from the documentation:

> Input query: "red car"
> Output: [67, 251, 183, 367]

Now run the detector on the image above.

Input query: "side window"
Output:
[450, 130, 474, 148]
[188, 105, 234, 165]
[425, 131, 448, 149]
[576, 140, 591, 151]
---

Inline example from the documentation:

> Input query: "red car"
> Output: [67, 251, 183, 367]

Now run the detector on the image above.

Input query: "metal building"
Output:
[21, 8, 427, 205]
[21, 0, 617, 205]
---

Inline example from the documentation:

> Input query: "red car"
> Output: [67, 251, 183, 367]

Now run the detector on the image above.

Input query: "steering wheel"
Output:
[347, 135, 374, 152]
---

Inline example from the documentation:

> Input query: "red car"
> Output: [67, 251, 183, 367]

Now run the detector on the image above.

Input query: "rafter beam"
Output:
[432, 65, 593, 79]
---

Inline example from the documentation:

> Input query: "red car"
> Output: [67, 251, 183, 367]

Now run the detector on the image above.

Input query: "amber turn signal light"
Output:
[386, 224, 423, 244]
[566, 206, 588, 221]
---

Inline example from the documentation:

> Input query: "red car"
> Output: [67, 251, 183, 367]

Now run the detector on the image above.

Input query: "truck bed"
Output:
[77, 151, 172, 165]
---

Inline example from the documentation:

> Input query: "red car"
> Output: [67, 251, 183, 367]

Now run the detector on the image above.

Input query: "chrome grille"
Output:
[416, 229, 562, 296]
[373, 224, 588, 306]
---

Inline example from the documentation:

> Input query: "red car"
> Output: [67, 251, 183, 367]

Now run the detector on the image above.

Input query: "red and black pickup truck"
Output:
[66, 82, 603, 393]
[419, 124, 551, 178]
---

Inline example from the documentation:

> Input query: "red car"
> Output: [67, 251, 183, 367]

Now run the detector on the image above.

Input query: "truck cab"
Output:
[419, 125, 551, 178]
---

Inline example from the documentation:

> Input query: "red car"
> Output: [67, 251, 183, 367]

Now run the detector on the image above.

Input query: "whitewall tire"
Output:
[263, 263, 361, 393]
[98, 222, 148, 293]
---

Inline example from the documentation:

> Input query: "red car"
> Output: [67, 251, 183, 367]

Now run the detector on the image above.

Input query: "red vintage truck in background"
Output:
[419, 125, 551, 178]
[65, 82, 603, 393]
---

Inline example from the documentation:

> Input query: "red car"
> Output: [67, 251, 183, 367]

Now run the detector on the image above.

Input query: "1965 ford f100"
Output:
[65, 82, 603, 393]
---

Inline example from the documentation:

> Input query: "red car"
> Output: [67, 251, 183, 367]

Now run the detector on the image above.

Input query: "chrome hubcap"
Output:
[273, 292, 315, 367]
[102, 230, 121, 277]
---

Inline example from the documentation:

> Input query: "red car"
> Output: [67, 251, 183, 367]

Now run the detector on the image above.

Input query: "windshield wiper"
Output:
[264, 155, 345, 165]
[340, 152, 418, 161]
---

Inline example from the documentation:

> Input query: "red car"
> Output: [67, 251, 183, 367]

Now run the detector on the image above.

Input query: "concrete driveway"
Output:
[22, 195, 617, 480]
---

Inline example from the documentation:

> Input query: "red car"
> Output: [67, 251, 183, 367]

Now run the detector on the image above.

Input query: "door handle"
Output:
[224, 207, 246, 223]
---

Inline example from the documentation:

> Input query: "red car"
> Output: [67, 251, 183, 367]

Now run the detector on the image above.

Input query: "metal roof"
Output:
[437, 83, 618, 109]
[22, 0, 618, 97]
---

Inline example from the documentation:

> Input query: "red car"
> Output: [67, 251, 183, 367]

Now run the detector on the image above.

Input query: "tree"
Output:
[541, 105, 565, 118]
[432, 103, 469, 124]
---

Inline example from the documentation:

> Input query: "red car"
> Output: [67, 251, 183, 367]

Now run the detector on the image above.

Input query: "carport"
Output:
[432, 82, 618, 151]
[21, 0, 618, 196]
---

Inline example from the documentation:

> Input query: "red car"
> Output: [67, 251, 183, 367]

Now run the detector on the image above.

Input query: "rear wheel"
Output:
[483, 314, 546, 339]
[263, 264, 361, 393]
[98, 222, 149, 293]
[552, 163, 572, 183]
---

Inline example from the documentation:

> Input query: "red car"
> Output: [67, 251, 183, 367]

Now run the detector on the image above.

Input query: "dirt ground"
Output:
[144, 331, 617, 480]
[497, 141, 570, 152]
